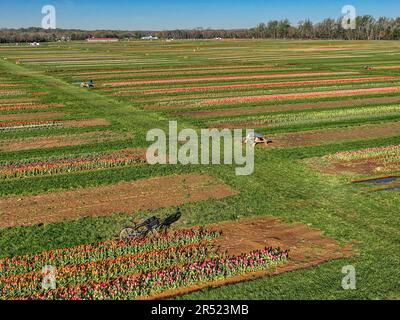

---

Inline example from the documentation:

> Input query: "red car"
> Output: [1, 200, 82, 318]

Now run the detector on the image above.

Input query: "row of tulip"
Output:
[0, 120, 62, 131]
[144, 76, 398, 94]
[0, 84, 19, 88]
[1, 243, 215, 299]
[27, 247, 289, 300]
[0, 149, 147, 179]
[0, 90, 26, 97]
[328, 145, 400, 161]
[0, 103, 64, 111]
[0, 228, 220, 277]
[103, 71, 354, 86]
[201, 86, 399, 105]
[214, 105, 400, 128]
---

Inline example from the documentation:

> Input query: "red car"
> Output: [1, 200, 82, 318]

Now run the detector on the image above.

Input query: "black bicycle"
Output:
[119, 209, 182, 241]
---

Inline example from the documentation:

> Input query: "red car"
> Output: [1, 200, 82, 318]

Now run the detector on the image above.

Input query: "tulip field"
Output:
[0, 39, 399, 300]
[0, 227, 289, 300]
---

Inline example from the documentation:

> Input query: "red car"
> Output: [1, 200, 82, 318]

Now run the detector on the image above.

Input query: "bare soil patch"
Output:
[176, 96, 400, 118]
[0, 98, 38, 104]
[0, 173, 238, 228]
[63, 118, 110, 128]
[0, 112, 65, 122]
[309, 157, 399, 175]
[147, 216, 353, 300]
[265, 122, 400, 148]
[0, 131, 131, 152]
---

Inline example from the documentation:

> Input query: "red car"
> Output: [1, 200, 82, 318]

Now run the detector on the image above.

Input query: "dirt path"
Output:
[146, 216, 353, 299]
[176, 96, 400, 118]
[308, 157, 400, 175]
[265, 122, 400, 148]
[62, 118, 110, 128]
[0, 131, 131, 152]
[0, 173, 238, 228]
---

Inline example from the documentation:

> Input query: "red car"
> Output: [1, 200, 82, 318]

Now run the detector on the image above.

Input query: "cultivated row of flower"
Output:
[0, 149, 147, 179]
[26, 247, 289, 300]
[0, 228, 220, 277]
[0, 103, 64, 111]
[328, 145, 400, 161]
[202, 86, 399, 105]
[145, 76, 398, 94]
[0, 120, 62, 131]
[1, 243, 215, 299]
[103, 71, 354, 86]
[0, 90, 27, 97]
[214, 105, 400, 128]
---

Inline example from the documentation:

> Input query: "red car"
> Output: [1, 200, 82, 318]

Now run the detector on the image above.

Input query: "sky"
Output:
[0, 0, 400, 30]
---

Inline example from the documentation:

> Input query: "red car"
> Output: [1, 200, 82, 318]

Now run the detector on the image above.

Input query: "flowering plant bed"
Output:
[0, 103, 64, 111]
[201, 86, 399, 105]
[0, 120, 62, 131]
[27, 248, 288, 300]
[0, 226, 288, 300]
[212, 105, 400, 129]
[0, 149, 147, 179]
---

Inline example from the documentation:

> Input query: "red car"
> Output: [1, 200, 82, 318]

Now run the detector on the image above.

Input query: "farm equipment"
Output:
[119, 209, 182, 241]
[80, 80, 95, 88]
[243, 132, 273, 147]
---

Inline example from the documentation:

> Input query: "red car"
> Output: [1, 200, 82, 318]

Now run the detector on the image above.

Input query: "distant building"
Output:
[141, 36, 159, 41]
[86, 38, 119, 43]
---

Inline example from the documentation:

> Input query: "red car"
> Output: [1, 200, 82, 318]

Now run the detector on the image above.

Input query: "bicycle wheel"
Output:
[119, 227, 135, 241]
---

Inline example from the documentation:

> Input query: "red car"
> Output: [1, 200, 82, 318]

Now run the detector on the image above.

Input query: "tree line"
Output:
[1, 16, 400, 43]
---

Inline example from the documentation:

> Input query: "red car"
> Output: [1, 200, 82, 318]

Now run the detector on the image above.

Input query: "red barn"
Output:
[86, 38, 119, 43]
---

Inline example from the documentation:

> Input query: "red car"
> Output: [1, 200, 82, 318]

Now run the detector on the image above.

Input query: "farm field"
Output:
[0, 39, 399, 300]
